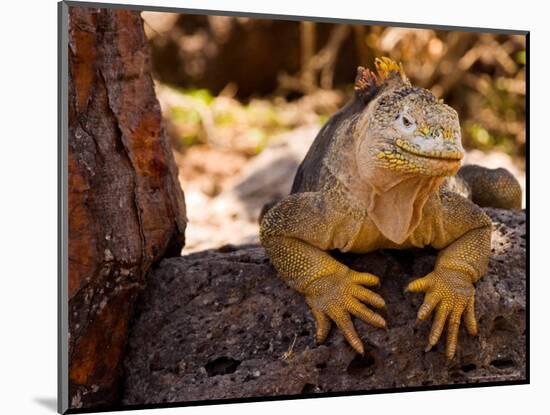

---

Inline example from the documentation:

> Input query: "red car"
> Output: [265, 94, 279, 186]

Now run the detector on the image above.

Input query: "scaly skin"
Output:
[260, 57, 520, 359]
[457, 164, 522, 210]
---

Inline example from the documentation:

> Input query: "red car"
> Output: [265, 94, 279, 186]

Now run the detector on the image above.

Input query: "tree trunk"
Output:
[67, 6, 186, 409]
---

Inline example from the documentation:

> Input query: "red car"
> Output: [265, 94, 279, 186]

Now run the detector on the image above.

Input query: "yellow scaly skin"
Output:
[260, 58, 514, 359]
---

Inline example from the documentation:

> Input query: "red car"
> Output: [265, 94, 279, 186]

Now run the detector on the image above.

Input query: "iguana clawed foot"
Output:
[305, 269, 386, 354]
[406, 268, 478, 359]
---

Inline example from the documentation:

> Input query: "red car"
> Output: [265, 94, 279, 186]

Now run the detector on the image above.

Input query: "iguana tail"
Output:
[451, 165, 522, 210]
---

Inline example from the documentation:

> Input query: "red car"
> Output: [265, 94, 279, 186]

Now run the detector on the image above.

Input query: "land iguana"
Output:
[259, 57, 521, 359]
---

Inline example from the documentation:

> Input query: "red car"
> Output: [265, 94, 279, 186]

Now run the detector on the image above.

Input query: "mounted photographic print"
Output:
[58, 1, 528, 413]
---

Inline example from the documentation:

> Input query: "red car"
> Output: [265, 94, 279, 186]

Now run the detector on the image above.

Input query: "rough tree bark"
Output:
[67, 7, 187, 409]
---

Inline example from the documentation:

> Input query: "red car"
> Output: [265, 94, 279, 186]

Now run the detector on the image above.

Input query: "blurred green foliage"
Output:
[161, 86, 315, 155]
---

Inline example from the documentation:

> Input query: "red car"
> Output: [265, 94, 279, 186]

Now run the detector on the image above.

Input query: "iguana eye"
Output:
[397, 113, 416, 131]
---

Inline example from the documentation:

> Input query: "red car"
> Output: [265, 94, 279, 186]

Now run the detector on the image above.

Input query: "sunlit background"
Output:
[141, 12, 526, 253]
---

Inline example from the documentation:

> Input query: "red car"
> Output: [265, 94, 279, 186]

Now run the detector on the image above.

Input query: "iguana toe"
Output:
[406, 269, 476, 359]
[310, 306, 331, 344]
[305, 270, 386, 354]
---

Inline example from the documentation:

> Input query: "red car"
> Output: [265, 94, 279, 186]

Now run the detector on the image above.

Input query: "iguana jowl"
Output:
[260, 57, 521, 359]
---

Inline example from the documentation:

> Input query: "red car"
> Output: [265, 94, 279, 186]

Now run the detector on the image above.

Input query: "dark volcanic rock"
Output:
[122, 208, 526, 405]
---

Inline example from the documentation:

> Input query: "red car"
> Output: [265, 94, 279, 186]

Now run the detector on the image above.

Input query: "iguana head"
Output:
[354, 57, 464, 179]
[339, 57, 464, 243]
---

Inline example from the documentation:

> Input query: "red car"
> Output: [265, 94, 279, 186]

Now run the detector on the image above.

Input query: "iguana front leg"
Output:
[260, 192, 386, 354]
[406, 192, 492, 359]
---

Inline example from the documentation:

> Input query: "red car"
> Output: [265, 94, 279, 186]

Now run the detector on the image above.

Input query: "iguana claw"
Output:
[305, 269, 386, 354]
[406, 268, 478, 359]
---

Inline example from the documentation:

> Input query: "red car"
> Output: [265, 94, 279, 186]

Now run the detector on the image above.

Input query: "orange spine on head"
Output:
[354, 66, 380, 101]
[374, 57, 410, 85]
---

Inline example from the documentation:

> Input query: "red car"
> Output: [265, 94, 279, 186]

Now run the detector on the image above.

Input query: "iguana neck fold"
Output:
[325, 128, 444, 244]
[365, 172, 444, 243]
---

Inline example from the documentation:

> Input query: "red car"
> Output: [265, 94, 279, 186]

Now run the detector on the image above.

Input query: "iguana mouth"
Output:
[395, 138, 463, 161]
